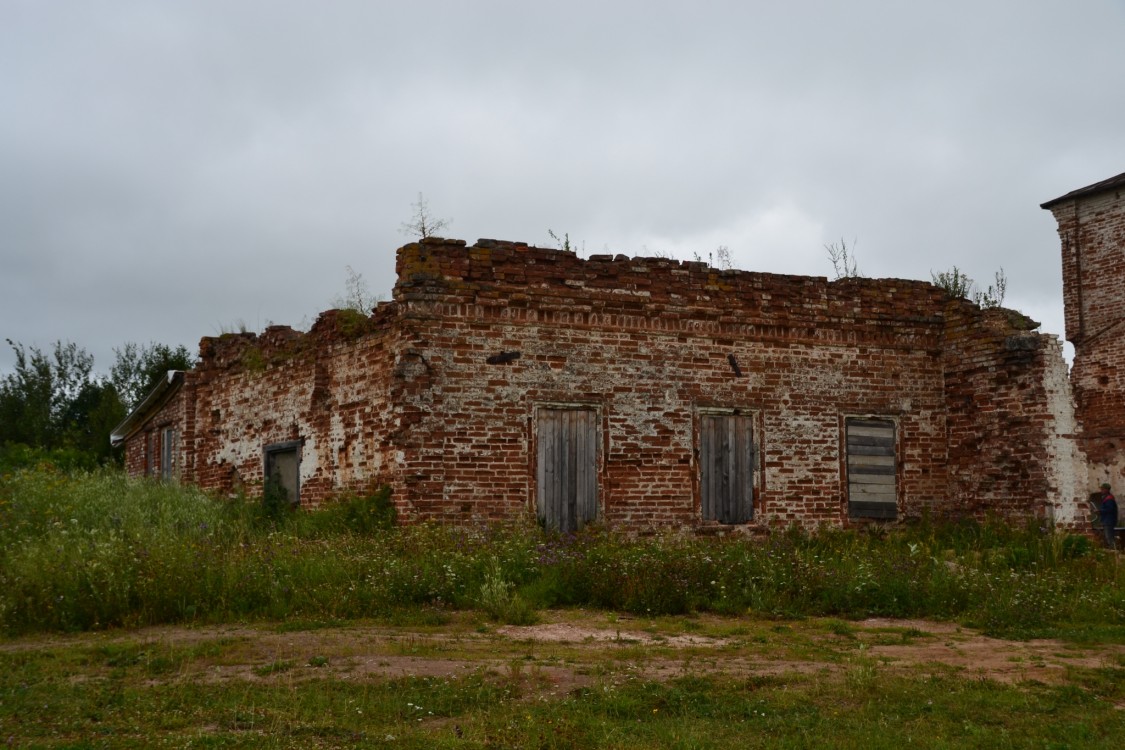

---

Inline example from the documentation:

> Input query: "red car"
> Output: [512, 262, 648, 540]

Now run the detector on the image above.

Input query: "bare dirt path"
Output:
[3, 611, 1121, 701]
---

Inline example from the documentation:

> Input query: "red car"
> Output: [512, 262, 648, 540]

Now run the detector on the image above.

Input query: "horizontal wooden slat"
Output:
[848, 454, 895, 467]
[847, 444, 896, 457]
[848, 473, 896, 486]
[848, 420, 895, 433]
[847, 434, 896, 447]
[848, 485, 897, 502]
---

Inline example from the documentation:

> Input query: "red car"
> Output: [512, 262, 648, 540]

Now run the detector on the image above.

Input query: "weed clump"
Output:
[477, 558, 538, 625]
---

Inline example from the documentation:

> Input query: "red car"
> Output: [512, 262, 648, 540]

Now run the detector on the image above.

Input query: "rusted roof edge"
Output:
[109, 371, 185, 447]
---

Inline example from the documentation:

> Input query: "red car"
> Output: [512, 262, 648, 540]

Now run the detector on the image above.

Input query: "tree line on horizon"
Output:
[0, 340, 192, 470]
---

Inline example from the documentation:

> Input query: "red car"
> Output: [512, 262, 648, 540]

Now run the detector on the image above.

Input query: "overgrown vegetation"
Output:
[931, 265, 1007, 308]
[1, 467, 1121, 640]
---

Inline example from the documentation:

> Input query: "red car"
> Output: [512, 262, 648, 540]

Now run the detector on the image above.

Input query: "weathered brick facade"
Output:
[119, 372, 192, 481]
[116, 229, 1090, 531]
[1043, 171, 1125, 490]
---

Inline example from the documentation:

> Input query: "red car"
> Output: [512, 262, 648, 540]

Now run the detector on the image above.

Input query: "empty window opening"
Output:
[536, 407, 598, 532]
[700, 412, 755, 524]
[846, 418, 897, 520]
[264, 441, 301, 506]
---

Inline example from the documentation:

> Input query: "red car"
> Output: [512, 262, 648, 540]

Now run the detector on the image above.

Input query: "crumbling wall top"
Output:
[393, 237, 979, 331]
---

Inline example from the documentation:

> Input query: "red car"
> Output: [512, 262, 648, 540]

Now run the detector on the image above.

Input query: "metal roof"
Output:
[109, 370, 185, 447]
[1041, 170, 1125, 209]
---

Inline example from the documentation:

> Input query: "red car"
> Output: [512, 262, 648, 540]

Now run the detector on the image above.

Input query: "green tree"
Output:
[0, 339, 192, 468]
[110, 342, 193, 411]
[0, 340, 93, 448]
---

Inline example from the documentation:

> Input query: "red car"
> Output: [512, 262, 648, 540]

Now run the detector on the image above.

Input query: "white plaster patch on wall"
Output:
[1040, 336, 1086, 526]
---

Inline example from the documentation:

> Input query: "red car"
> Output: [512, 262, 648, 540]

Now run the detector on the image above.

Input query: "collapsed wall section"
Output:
[941, 303, 1084, 524]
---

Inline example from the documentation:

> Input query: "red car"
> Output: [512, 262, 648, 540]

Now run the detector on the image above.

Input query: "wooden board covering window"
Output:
[700, 413, 755, 524]
[536, 408, 597, 532]
[846, 418, 897, 520]
[265, 444, 301, 506]
[161, 428, 175, 480]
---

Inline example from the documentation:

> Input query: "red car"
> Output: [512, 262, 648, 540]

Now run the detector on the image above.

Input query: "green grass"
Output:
[1, 621, 1122, 748]
[1, 467, 1123, 640]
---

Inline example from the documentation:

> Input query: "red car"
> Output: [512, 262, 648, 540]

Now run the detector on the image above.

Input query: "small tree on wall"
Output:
[332, 266, 380, 314]
[825, 238, 862, 279]
[400, 192, 451, 239]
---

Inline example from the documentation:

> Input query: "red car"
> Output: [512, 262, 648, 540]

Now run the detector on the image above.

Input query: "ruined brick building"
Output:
[1042, 171, 1125, 490]
[111, 173, 1125, 532]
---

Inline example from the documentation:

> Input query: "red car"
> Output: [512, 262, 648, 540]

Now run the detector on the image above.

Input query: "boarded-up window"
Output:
[536, 408, 597, 532]
[264, 441, 301, 506]
[846, 418, 897, 520]
[161, 427, 175, 480]
[144, 432, 155, 477]
[700, 413, 755, 524]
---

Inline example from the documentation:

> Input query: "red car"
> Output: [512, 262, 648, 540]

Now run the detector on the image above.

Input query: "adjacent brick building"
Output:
[1042, 170, 1125, 491]
[113, 202, 1098, 531]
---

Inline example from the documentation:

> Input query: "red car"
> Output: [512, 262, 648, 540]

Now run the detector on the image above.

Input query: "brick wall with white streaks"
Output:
[1046, 184, 1125, 497]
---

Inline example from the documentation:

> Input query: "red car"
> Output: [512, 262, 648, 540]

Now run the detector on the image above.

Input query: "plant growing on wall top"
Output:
[400, 192, 451, 239]
[932, 266, 1007, 309]
[547, 229, 584, 254]
[825, 237, 863, 279]
[332, 266, 380, 315]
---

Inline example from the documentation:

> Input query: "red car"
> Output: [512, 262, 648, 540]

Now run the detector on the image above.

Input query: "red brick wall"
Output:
[388, 238, 1063, 528]
[1047, 184, 1125, 484]
[186, 307, 402, 507]
[941, 303, 1078, 521]
[122, 386, 188, 480]
[131, 236, 1076, 529]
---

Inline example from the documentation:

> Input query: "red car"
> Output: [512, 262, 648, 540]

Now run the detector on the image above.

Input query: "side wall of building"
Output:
[122, 385, 189, 480]
[187, 307, 403, 507]
[120, 236, 1081, 530]
[1047, 186, 1125, 490]
[389, 238, 1068, 529]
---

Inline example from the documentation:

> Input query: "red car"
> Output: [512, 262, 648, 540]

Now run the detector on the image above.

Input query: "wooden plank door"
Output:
[537, 408, 597, 532]
[700, 413, 754, 524]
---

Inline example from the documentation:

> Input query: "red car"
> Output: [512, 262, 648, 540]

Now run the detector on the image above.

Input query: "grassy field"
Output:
[0, 467, 1123, 746]
[1, 611, 1123, 748]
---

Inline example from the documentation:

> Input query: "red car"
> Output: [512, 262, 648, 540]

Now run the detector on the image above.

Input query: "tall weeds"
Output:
[0, 467, 1121, 637]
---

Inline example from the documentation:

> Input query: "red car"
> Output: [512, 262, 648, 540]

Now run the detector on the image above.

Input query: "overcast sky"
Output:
[3, 0, 1124, 376]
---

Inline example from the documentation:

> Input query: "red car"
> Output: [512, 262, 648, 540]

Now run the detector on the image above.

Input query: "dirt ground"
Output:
[4, 611, 1122, 703]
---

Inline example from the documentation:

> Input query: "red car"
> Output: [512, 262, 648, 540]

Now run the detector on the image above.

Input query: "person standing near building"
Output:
[1096, 483, 1118, 550]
